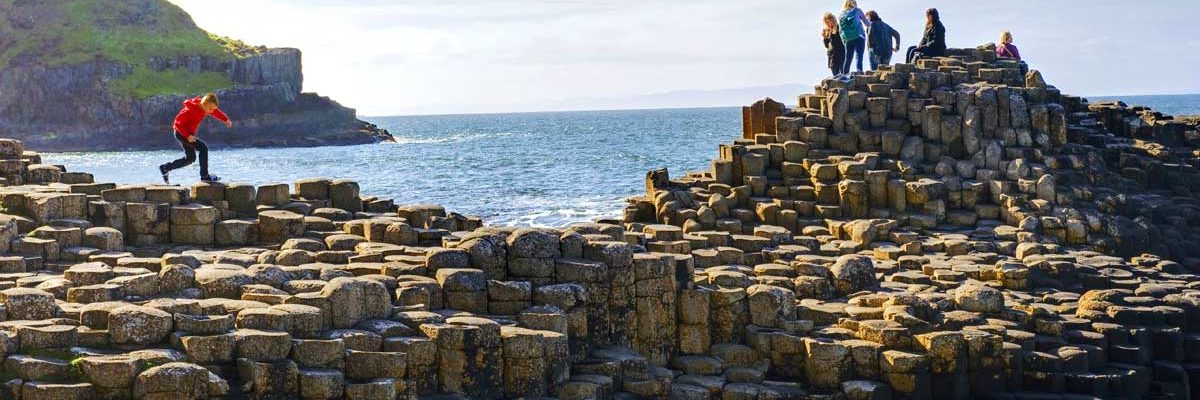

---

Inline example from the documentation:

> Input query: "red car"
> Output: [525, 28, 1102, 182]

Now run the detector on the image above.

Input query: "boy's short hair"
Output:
[201, 93, 219, 106]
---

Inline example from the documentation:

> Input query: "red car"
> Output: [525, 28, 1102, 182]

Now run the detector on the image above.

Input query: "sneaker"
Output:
[201, 174, 221, 182]
[159, 165, 170, 184]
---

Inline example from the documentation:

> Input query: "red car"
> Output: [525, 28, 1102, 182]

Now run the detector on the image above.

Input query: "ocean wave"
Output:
[475, 195, 624, 227]
[493, 207, 621, 227]
[388, 131, 516, 145]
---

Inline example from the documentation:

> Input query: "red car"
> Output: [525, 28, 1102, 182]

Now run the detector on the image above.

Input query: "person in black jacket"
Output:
[866, 10, 901, 69]
[822, 12, 847, 78]
[906, 8, 946, 63]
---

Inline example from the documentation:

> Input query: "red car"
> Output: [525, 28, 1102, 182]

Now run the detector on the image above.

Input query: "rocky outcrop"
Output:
[0, 0, 391, 152]
[638, 50, 1200, 263]
[0, 48, 391, 151]
[621, 45, 1200, 399]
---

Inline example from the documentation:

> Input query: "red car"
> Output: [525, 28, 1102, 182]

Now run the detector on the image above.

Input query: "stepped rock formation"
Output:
[0, 0, 392, 151]
[0, 45, 1194, 399]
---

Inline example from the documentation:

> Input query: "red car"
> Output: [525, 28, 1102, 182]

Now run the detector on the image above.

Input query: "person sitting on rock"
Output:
[837, 0, 871, 76]
[905, 8, 946, 63]
[159, 93, 232, 184]
[865, 10, 901, 69]
[996, 31, 1021, 60]
[822, 12, 847, 79]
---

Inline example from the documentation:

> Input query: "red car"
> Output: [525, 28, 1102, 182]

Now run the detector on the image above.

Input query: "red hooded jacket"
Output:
[173, 97, 229, 139]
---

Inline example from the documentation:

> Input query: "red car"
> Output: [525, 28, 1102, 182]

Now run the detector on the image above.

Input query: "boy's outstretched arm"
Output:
[212, 108, 233, 128]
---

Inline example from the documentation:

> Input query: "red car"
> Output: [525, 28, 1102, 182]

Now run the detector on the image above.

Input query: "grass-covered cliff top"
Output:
[0, 0, 264, 99]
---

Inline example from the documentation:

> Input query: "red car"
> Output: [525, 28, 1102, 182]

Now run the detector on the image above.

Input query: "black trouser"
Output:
[830, 59, 844, 76]
[870, 50, 892, 70]
[907, 46, 944, 63]
[161, 131, 208, 178]
[906, 46, 921, 63]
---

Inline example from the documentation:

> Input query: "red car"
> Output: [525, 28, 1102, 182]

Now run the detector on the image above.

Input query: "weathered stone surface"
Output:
[84, 227, 124, 251]
[133, 362, 228, 399]
[0, 49, 1191, 400]
[829, 255, 877, 296]
[258, 210, 306, 243]
[77, 355, 140, 389]
[170, 204, 218, 225]
[109, 305, 173, 345]
[1, 288, 58, 319]
[179, 333, 236, 364]
[216, 219, 258, 246]
[195, 268, 254, 299]
[234, 329, 293, 361]
[953, 283, 1004, 313]
[319, 277, 390, 328]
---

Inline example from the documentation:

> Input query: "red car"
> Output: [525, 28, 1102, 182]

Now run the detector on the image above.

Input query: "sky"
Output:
[169, 0, 1200, 116]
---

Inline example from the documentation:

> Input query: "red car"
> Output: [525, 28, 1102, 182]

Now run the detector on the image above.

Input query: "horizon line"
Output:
[361, 105, 739, 119]
[362, 92, 1200, 119]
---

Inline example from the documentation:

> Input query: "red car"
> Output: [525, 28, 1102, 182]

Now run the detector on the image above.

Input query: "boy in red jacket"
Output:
[158, 93, 232, 183]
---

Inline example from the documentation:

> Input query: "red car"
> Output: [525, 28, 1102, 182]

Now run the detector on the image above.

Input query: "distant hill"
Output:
[0, 0, 390, 151]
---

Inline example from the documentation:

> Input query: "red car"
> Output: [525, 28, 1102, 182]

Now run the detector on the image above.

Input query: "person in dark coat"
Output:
[823, 12, 847, 78]
[906, 8, 946, 63]
[865, 10, 901, 69]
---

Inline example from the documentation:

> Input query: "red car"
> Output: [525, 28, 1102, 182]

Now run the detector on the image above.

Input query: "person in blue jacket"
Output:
[865, 10, 901, 69]
[837, 0, 870, 75]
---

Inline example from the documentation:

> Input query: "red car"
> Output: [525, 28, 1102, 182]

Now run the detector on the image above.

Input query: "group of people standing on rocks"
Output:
[822, 1, 1022, 81]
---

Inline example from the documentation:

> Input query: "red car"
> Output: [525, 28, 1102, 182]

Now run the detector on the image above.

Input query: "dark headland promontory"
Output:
[0, 43, 1195, 400]
[0, 0, 392, 151]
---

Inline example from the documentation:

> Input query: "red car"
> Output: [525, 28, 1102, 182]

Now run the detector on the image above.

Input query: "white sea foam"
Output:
[389, 131, 516, 145]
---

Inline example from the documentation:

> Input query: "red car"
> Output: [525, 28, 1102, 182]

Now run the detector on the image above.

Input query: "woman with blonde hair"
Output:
[837, 0, 870, 75]
[996, 31, 1021, 60]
[823, 12, 847, 78]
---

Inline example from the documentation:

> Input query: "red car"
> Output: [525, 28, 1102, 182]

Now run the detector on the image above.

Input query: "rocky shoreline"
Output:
[0, 45, 1193, 400]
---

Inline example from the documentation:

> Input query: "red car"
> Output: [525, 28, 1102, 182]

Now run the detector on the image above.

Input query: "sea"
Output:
[43, 94, 1200, 227]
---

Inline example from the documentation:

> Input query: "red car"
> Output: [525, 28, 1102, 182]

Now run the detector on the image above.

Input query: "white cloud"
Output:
[170, 0, 1200, 115]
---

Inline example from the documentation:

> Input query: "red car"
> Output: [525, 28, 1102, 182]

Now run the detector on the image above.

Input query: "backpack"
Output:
[839, 10, 862, 40]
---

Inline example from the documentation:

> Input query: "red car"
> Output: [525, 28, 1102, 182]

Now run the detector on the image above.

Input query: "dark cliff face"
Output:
[229, 48, 303, 92]
[0, 47, 391, 151]
[0, 0, 391, 152]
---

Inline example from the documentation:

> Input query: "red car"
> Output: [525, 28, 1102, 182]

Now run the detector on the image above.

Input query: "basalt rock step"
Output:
[0, 45, 1196, 400]
[616, 44, 1200, 399]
